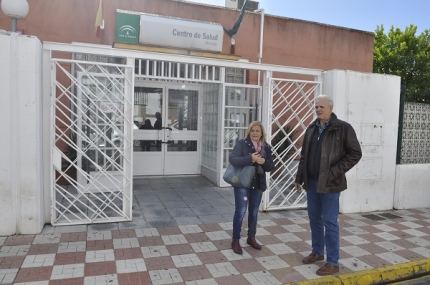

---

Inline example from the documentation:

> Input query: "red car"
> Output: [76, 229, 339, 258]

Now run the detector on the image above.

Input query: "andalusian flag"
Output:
[95, 0, 103, 38]
[224, 0, 249, 38]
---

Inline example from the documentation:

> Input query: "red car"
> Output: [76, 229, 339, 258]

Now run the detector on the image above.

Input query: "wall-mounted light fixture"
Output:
[1, 0, 29, 32]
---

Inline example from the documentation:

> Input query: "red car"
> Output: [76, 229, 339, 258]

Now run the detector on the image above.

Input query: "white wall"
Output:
[0, 31, 44, 235]
[323, 70, 401, 213]
[394, 164, 430, 209]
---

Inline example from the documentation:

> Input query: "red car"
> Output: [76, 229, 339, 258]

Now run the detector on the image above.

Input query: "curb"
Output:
[286, 258, 430, 285]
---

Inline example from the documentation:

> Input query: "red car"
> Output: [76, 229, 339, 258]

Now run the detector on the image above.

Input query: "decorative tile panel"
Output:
[400, 102, 430, 164]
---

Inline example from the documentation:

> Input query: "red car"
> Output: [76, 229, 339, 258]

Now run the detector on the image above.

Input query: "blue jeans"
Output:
[232, 187, 263, 240]
[306, 179, 340, 266]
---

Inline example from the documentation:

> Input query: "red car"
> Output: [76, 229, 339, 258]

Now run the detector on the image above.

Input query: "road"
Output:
[389, 275, 430, 285]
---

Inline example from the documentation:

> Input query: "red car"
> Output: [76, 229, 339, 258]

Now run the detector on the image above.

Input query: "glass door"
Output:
[133, 86, 163, 175]
[133, 84, 201, 176]
[164, 88, 200, 175]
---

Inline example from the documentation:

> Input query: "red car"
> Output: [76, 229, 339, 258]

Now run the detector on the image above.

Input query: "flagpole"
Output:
[95, 0, 103, 38]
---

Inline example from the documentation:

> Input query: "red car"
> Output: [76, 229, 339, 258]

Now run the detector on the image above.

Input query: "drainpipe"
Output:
[254, 8, 265, 86]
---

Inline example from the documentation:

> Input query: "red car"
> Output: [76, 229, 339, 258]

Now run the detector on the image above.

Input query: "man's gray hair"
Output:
[316, 94, 333, 107]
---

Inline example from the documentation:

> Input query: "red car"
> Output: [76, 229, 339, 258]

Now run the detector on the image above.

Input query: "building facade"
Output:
[0, 0, 374, 73]
[2, 0, 403, 235]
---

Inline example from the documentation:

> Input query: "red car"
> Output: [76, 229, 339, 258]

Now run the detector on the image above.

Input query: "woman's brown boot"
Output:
[247, 236, 262, 250]
[231, 239, 243, 254]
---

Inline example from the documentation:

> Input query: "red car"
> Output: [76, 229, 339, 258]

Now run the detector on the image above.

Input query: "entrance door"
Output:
[133, 83, 201, 175]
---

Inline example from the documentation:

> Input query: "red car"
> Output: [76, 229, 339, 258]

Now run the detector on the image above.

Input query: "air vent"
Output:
[238, 0, 259, 11]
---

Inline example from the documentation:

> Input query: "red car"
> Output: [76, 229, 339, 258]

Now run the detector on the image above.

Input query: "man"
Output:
[295, 94, 362, 276]
[154, 112, 162, 151]
[154, 112, 162, 130]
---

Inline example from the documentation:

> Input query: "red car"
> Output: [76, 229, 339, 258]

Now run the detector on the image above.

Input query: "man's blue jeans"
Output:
[232, 187, 263, 240]
[306, 179, 340, 266]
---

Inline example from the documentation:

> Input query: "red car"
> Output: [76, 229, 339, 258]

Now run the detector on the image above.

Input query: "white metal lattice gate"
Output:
[50, 56, 134, 226]
[262, 77, 322, 211]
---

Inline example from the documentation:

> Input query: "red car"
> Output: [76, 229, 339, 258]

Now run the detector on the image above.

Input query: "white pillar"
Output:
[322, 70, 401, 213]
[0, 31, 44, 235]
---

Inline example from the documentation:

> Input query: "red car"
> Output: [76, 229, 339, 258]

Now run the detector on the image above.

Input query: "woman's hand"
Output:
[252, 152, 265, 165]
[256, 157, 265, 165]
[251, 152, 259, 163]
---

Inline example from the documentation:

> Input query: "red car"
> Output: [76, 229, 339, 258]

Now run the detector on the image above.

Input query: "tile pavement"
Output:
[1, 176, 430, 284]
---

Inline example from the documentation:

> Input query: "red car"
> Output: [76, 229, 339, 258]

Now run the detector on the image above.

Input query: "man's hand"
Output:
[294, 183, 302, 191]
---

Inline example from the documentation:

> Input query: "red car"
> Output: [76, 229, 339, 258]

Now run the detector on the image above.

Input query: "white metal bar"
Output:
[218, 78, 227, 187]
[192, 64, 195, 80]
[224, 83, 260, 88]
[50, 60, 57, 225]
[123, 58, 134, 220]
[42, 49, 52, 224]
[52, 58, 125, 67]
[261, 70, 272, 211]
[145, 59, 149, 76]
[177, 63, 180, 79]
[134, 75, 220, 84]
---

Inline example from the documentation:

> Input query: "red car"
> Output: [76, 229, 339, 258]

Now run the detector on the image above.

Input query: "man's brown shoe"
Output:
[316, 263, 339, 276]
[231, 239, 242, 254]
[246, 237, 262, 250]
[302, 252, 324, 264]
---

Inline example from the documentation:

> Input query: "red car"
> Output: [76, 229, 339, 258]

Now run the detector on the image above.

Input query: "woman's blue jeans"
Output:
[232, 187, 263, 240]
[306, 179, 340, 266]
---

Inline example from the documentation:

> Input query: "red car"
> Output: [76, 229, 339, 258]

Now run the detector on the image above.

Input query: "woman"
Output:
[229, 121, 274, 254]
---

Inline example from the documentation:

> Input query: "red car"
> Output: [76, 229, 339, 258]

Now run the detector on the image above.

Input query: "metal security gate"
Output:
[50, 57, 134, 225]
[262, 78, 322, 211]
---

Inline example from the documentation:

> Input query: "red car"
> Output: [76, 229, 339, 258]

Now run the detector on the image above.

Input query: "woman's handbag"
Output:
[223, 164, 255, 188]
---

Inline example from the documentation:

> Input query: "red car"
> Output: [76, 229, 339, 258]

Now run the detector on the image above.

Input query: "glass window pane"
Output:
[133, 139, 160, 152]
[133, 87, 162, 153]
[167, 141, 197, 151]
[167, 89, 198, 131]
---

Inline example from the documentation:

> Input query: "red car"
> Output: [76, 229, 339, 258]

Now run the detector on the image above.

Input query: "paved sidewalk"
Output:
[1, 177, 430, 284]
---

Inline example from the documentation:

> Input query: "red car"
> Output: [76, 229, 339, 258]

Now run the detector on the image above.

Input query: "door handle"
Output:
[161, 127, 172, 143]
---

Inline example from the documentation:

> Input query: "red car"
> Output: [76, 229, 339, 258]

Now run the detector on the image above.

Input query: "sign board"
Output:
[139, 14, 223, 53]
[116, 12, 140, 44]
